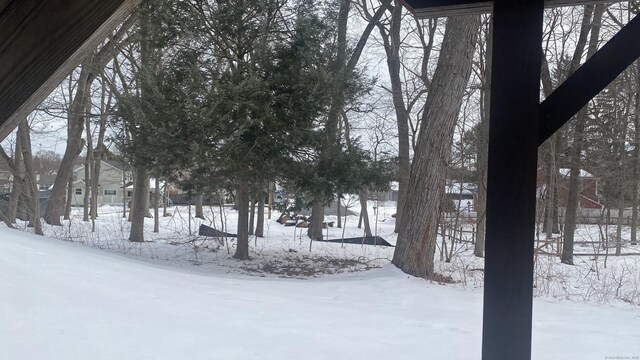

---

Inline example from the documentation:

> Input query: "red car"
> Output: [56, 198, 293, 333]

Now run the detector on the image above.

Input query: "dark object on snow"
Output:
[198, 224, 237, 238]
[316, 236, 394, 247]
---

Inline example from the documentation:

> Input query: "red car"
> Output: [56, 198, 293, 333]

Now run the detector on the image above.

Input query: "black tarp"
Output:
[315, 236, 394, 247]
[198, 224, 237, 238]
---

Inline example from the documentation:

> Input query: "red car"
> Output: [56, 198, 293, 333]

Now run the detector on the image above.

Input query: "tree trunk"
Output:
[475, 16, 492, 258]
[233, 179, 250, 259]
[42, 16, 134, 225]
[562, 110, 586, 265]
[18, 120, 43, 235]
[616, 193, 624, 256]
[44, 63, 93, 226]
[563, 4, 602, 265]
[163, 185, 168, 217]
[153, 177, 159, 233]
[378, 2, 411, 233]
[91, 80, 109, 222]
[195, 193, 204, 219]
[91, 154, 102, 222]
[308, 197, 325, 241]
[83, 113, 92, 222]
[0, 204, 12, 228]
[64, 177, 73, 220]
[123, 166, 128, 219]
[542, 140, 559, 236]
[255, 189, 265, 237]
[267, 182, 273, 220]
[129, 166, 149, 242]
[248, 198, 255, 236]
[392, 15, 480, 278]
[9, 135, 23, 223]
[336, 194, 342, 228]
[632, 60, 640, 245]
[359, 191, 372, 237]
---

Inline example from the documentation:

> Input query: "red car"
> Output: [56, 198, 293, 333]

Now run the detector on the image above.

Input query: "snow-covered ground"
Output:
[2, 201, 639, 359]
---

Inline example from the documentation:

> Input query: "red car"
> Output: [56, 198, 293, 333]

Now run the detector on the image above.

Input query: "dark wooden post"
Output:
[482, 1, 543, 359]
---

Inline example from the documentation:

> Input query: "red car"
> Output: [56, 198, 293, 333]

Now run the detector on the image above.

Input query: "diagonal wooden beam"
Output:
[539, 13, 640, 145]
[0, 0, 140, 140]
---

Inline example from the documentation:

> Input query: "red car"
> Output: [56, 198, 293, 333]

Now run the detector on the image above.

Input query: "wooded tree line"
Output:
[1, 1, 639, 277]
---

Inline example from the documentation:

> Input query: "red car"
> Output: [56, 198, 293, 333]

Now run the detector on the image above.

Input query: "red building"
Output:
[536, 168, 603, 209]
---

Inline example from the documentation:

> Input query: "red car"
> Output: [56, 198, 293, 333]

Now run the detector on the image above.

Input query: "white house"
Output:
[71, 160, 130, 206]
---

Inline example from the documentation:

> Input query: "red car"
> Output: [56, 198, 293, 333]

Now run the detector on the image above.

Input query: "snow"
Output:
[1, 205, 639, 359]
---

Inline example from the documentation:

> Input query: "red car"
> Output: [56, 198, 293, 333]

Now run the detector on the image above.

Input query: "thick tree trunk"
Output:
[195, 193, 204, 219]
[129, 166, 149, 242]
[392, 15, 480, 278]
[44, 63, 93, 226]
[18, 121, 43, 235]
[233, 179, 250, 259]
[255, 189, 265, 237]
[308, 197, 325, 241]
[359, 191, 372, 237]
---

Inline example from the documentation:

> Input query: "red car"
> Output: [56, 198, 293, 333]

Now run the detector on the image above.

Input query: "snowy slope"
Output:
[1, 227, 638, 359]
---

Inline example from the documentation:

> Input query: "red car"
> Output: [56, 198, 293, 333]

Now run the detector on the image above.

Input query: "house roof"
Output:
[74, 159, 126, 173]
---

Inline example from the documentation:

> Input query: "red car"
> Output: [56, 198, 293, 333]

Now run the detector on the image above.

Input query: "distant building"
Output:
[71, 160, 131, 206]
[536, 167, 603, 210]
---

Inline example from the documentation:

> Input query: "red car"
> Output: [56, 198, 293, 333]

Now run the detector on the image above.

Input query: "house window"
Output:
[104, 190, 117, 196]
[75, 188, 82, 195]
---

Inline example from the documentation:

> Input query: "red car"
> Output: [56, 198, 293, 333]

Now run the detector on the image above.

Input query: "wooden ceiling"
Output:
[0, 0, 139, 140]
[401, 0, 617, 17]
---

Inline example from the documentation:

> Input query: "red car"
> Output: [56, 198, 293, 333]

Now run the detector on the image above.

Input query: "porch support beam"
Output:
[482, 1, 543, 359]
[539, 13, 640, 145]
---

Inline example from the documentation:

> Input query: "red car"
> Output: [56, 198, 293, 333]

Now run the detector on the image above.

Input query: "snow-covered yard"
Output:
[2, 202, 639, 359]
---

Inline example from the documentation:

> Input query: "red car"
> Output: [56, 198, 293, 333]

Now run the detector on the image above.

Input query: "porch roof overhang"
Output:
[0, 0, 140, 140]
